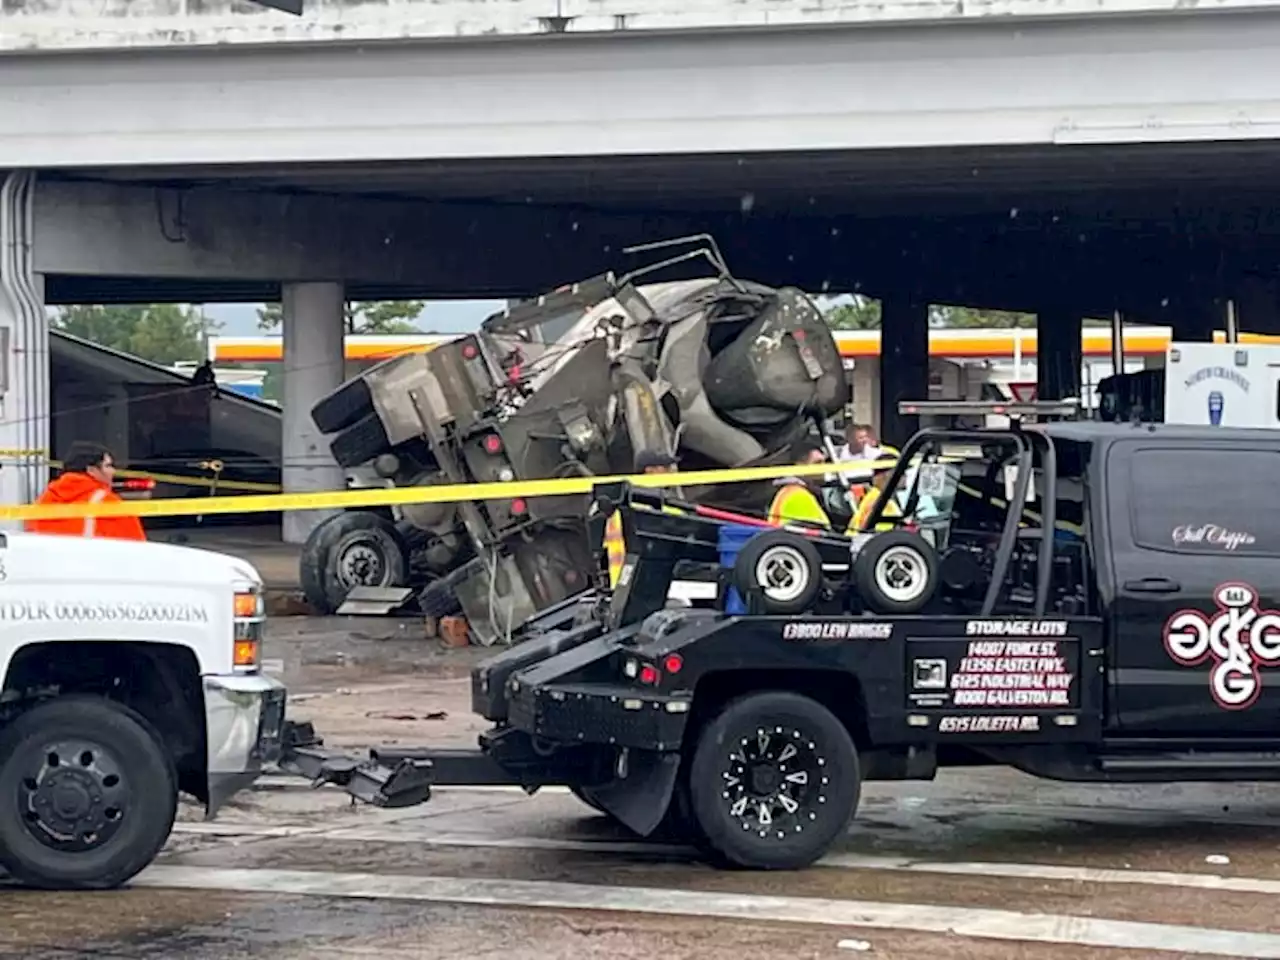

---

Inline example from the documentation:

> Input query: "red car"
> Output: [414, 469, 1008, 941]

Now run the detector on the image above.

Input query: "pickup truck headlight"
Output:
[233, 588, 265, 672]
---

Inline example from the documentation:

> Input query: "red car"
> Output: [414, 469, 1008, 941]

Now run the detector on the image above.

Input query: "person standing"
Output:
[25, 442, 146, 541]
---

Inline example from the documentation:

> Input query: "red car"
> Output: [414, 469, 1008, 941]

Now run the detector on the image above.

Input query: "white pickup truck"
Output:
[0, 530, 431, 890]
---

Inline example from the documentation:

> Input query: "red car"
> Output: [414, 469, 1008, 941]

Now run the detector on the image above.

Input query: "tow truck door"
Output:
[1105, 438, 1280, 734]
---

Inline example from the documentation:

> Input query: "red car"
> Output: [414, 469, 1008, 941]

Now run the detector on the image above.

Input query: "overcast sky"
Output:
[204, 300, 507, 336]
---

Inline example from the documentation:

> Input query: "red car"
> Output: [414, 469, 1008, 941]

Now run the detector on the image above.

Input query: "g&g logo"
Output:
[1163, 583, 1280, 710]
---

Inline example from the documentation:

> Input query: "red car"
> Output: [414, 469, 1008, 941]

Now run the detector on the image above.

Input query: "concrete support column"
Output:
[281, 281, 346, 545]
[1036, 309, 1082, 401]
[878, 296, 930, 447]
[0, 171, 49, 522]
[850, 358, 881, 432]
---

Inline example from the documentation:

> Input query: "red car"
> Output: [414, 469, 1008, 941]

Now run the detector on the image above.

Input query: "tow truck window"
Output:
[1129, 447, 1280, 556]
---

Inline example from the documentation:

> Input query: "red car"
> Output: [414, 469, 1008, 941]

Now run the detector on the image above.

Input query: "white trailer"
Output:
[1164, 341, 1280, 428]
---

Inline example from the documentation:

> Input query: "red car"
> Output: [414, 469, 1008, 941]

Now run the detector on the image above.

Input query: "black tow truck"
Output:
[291, 402, 1280, 870]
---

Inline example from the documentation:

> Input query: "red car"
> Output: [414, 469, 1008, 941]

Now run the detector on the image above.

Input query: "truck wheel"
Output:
[731, 530, 822, 615]
[303, 511, 408, 614]
[300, 512, 349, 614]
[311, 377, 375, 435]
[418, 565, 469, 618]
[853, 530, 938, 615]
[329, 412, 392, 469]
[688, 691, 859, 870]
[0, 696, 177, 890]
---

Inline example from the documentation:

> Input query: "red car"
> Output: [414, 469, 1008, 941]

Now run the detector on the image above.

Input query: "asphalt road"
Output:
[4, 617, 1280, 960]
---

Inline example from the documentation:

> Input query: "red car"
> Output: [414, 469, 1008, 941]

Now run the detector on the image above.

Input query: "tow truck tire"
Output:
[688, 691, 859, 870]
[853, 530, 939, 616]
[730, 530, 823, 616]
[0, 696, 177, 890]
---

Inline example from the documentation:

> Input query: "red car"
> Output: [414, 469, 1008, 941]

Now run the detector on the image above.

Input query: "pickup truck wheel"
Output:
[688, 691, 859, 870]
[0, 696, 177, 890]
[853, 530, 938, 615]
[731, 531, 823, 615]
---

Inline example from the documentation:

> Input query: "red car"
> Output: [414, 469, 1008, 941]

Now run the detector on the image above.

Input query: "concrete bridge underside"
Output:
[8, 9, 1280, 525]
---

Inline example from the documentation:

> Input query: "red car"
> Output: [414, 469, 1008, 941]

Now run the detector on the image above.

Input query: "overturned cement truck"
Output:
[298, 239, 850, 641]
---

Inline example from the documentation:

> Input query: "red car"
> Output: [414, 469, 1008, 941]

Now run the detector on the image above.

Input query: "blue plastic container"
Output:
[718, 523, 762, 615]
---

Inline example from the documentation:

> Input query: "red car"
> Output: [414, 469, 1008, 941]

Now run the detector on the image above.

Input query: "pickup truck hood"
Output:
[1, 531, 263, 590]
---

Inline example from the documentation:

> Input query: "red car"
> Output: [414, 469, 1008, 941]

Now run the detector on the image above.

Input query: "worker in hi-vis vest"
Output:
[603, 450, 682, 589]
[766, 441, 832, 528]
[26, 441, 147, 542]
[767, 440, 903, 535]
[850, 447, 904, 532]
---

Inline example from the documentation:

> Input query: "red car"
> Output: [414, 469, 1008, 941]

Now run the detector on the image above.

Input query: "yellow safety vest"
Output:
[851, 487, 903, 533]
[766, 483, 832, 529]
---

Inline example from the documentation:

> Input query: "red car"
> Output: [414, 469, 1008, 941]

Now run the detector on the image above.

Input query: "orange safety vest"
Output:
[24, 472, 147, 542]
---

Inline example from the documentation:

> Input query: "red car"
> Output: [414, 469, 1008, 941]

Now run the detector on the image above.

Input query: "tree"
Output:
[934, 306, 1035, 328]
[822, 297, 1041, 330]
[53, 304, 213, 366]
[256, 299, 426, 334]
[823, 296, 882, 330]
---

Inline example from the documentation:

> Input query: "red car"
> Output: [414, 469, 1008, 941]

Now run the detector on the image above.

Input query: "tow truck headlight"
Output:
[233, 589, 265, 672]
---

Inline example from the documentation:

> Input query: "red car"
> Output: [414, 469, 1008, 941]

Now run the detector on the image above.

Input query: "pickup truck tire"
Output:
[730, 530, 823, 616]
[853, 530, 939, 615]
[688, 691, 859, 870]
[0, 696, 177, 890]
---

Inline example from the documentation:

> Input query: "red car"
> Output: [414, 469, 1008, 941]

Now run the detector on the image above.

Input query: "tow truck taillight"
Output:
[663, 654, 683, 674]
[510, 497, 528, 516]
[483, 434, 503, 455]
[120, 477, 155, 492]
[638, 664, 660, 685]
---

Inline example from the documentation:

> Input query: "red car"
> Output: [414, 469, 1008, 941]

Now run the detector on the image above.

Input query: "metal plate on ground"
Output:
[336, 586, 416, 616]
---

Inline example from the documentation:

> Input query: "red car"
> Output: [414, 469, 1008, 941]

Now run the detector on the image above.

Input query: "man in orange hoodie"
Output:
[26, 442, 146, 541]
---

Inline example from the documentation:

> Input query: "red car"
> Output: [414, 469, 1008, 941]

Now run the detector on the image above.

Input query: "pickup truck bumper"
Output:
[202, 674, 433, 816]
[203, 673, 287, 818]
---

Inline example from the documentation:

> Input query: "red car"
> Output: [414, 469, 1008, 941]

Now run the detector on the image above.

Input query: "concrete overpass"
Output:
[7, 3, 1280, 535]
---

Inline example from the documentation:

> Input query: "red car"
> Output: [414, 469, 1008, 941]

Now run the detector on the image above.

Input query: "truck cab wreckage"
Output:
[299, 237, 849, 637]
[294, 406, 1280, 870]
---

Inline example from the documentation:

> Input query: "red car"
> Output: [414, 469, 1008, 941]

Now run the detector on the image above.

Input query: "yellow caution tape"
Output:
[0, 458, 900, 522]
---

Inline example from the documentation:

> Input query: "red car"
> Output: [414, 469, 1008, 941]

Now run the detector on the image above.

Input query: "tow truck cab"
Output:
[385, 413, 1280, 871]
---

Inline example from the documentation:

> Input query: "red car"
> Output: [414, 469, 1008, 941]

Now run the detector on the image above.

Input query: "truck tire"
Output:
[307, 511, 409, 614]
[0, 696, 177, 890]
[311, 378, 375, 435]
[300, 512, 350, 614]
[418, 565, 469, 619]
[853, 530, 938, 615]
[329, 412, 392, 469]
[688, 691, 859, 870]
[730, 530, 823, 616]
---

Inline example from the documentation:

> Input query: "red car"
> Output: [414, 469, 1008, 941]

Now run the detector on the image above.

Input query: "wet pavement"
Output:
[5, 617, 1280, 959]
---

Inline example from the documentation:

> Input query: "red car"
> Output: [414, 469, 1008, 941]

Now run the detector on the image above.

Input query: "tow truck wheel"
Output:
[731, 530, 823, 616]
[688, 691, 859, 870]
[853, 530, 939, 615]
[0, 696, 177, 890]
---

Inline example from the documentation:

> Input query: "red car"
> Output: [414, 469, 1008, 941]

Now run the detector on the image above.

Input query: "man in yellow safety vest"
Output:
[603, 451, 681, 589]
[766, 441, 832, 528]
